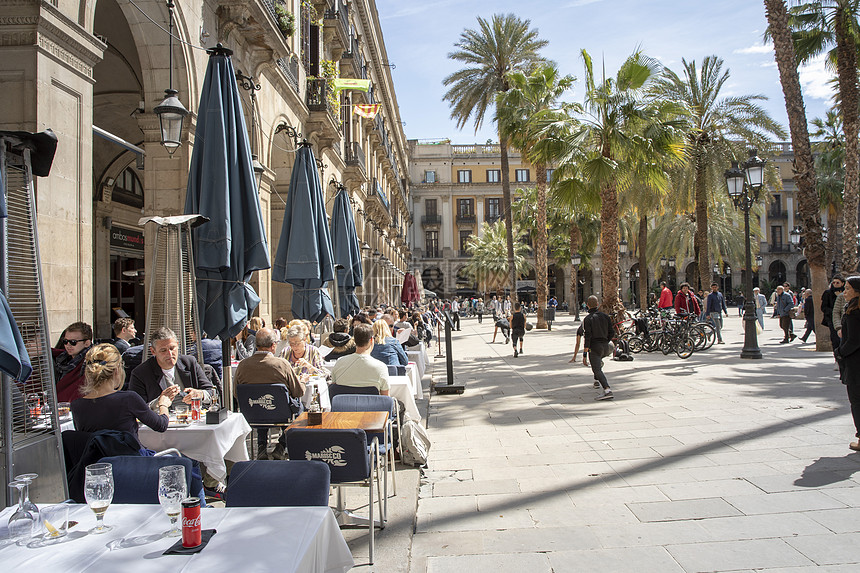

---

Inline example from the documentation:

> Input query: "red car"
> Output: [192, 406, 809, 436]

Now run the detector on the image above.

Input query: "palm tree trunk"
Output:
[694, 143, 711, 292]
[535, 163, 549, 328]
[600, 185, 623, 320]
[765, 0, 829, 351]
[836, 2, 860, 273]
[569, 223, 581, 317]
[499, 134, 518, 304]
[638, 215, 648, 311]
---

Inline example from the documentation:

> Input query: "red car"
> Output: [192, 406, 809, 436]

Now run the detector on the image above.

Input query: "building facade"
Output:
[408, 140, 818, 306]
[0, 0, 410, 340]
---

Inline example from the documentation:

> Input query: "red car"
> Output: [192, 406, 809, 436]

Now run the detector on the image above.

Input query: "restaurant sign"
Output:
[110, 226, 144, 252]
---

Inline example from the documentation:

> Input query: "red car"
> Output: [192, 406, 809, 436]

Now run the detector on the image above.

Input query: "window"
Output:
[425, 198, 437, 216]
[515, 169, 530, 182]
[459, 230, 472, 253]
[457, 169, 472, 183]
[486, 169, 500, 183]
[546, 168, 555, 183]
[770, 194, 782, 216]
[486, 198, 501, 222]
[771, 225, 783, 247]
[425, 231, 439, 258]
[458, 198, 474, 217]
[112, 167, 144, 208]
[424, 170, 436, 183]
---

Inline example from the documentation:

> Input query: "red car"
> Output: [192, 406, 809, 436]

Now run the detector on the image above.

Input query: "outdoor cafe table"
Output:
[388, 376, 421, 422]
[405, 348, 427, 380]
[138, 411, 251, 483]
[405, 363, 421, 398]
[0, 504, 354, 572]
[288, 411, 388, 433]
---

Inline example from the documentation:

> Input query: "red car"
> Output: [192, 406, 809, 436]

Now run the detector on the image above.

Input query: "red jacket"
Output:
[658, 286, 673, 308]
[52, 348, 87, 403]
[674, 290, 700, 315]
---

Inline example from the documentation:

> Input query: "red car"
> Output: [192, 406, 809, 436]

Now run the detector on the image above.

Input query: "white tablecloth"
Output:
[406, 351, 426, 380]
[138, 411, 251, 483]
[405, 363, 421, 398]
[389, 375, 421, 422]
[0, 504, 354, 573]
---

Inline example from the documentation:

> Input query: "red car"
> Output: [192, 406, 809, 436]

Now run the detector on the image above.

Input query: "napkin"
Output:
[163, 529, 217, 555]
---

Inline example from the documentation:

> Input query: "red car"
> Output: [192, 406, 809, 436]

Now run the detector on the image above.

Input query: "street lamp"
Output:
[619, 240, 628, 255]
[755, 254, 763, 268]
[153, 0, 189, 155]
[789, 226, 802, 247]
[725, 149, 765, 359]
[570, 253, 582, 320]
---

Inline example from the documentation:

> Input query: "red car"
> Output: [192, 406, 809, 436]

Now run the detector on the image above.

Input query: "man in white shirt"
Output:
[330, 324, 390, 395]
[450, 298, 461, 331]
[503, 295, 512, 315]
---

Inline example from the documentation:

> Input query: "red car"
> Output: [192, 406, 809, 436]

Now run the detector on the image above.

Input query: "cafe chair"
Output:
[327, 383, 379, 399]
[237, 384, 303, 457]
[387, 365, 406, 376]
[62, 429, 141, 503]
[99, 455, 194, 504]
[330, 395, 398, 511]
[225, 460, 330, 507]
[286, 428, 384, 564]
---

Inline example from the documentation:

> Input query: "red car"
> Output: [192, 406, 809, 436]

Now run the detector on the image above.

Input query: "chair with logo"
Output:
[286, 428, 383, 564]
[225, 460, 330, 507]
[330, 394, 398, 514]
[236, 384, 303, 458]
[327, 383, 379, 399]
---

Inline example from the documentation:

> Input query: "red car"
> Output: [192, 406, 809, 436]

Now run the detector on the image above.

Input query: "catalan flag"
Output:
[353, 104, 381, 119]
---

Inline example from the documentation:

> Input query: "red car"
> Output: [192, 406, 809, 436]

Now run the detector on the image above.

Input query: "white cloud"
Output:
[799, 54, 835, 101]
[734, 43, 773, 55]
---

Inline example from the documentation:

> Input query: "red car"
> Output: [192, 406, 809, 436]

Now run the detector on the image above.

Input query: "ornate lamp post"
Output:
[570, 252, 581, 320]
[725, 149, 765, 359]
[153, 0, 189, 155]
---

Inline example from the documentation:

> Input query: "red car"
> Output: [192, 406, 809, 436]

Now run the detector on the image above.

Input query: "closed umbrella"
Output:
[401, 272, 419, 305]
[272, 144, 335, 321]
[184, 45, 270, 396]
[330, 186, 363, 317]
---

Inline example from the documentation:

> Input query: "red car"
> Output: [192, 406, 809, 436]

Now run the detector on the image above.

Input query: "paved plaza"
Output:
[398, 313, 860, 572]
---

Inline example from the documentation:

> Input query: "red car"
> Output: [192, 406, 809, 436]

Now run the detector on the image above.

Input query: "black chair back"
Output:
[236, 384, 302, 425]
[226, 460, 331, 507]
[100, 455, 194, 504]
[286, 428, 370, 483]
[328, 383, 380, 398]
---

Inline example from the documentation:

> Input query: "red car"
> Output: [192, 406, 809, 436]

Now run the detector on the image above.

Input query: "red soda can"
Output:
[181, 497, 202, 547]
[191, 398, 201, 421]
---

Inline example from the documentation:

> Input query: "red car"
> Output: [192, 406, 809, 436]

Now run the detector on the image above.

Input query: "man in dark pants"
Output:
[822, 276, 844, 357]
[582, 295, 614, 400]
[775, 285, 796, 343]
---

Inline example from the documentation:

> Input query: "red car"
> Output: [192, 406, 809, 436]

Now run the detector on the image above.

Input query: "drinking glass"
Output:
[13, 473, 39, 522]
[157, 465, 186, 537]
[84, 463, 114, 534]
[40, 504, 69, 541]
[26, 394, 41, 419]
[7, 480, 36, 545]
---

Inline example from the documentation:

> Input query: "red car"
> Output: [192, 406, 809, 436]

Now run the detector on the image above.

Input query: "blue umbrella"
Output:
[184, 45, 270, 341]
[330, 186, 363, 317]
[272, 144, 335, 321]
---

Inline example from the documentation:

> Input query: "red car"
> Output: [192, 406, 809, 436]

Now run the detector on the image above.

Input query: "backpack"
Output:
[399, 420, 431, 466]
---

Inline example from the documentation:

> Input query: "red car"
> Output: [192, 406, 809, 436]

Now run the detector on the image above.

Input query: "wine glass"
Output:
[157, 465, 187, 537]
[84, 463, 114, 534]
[7, 480, 36, 545]
[13, 473, 40, 520]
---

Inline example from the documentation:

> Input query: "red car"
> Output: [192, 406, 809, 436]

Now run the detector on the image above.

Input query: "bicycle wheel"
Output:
[675, 337, 695, 359]
[698, 323, 716, 350]
[659, 333, 673, 355]
[688, 326, 707, 351]
[628, 336, 644, 353]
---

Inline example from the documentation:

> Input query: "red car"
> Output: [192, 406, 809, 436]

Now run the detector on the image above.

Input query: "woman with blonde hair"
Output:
[280, 325, 327, 380]
[71, 344, 172, 446]
[370, 319, 408, 367]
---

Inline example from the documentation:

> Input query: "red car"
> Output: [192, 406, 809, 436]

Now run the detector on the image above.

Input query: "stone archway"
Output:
[769, 260, 787, 285]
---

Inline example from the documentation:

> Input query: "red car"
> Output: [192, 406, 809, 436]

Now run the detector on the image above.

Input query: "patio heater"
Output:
[0, 130, 66, 505]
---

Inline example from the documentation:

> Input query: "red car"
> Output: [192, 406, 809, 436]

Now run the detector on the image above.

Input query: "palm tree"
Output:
[443, 14, 547, 303]
[497, 64, 574, 328]
[765, 0, 829, 351]
[551, 49, 685, 318]
[655, 56, 785, 292]
[463, 221, 531, 297]
[811, 108, 844, 272]
[788, 0, 860, 272]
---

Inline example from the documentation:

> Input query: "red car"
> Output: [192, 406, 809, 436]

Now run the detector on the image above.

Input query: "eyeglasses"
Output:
[62, 338, 89, 346]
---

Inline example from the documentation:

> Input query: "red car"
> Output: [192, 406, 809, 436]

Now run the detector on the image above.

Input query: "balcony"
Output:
[344, 141, 367, 181]
[768, 208, 788, 219]
[458, 250, 471, 258]
[323, 1, 350, 51]
[424, 249, 441, 259]
[769, 244, 791, 253]
[486, 214, 501, 223]
[421, 214, 442, 226]
[456, 214, 476, 225]
[305, 78, 342, 144]
[342, 35, 366, 78]
[452, 143, 501, 155]
[276, 55, 299, 93]
[369, 178, 390, 211]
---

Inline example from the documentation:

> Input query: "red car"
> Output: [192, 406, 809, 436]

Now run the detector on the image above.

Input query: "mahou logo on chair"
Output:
[304, 446, 347, 466]
[248, 395, 276, 410]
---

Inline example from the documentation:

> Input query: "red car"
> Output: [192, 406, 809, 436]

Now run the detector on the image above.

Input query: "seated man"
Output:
[235, 328, 305, 460]
[111, 317, 137, 354]
[330, 323, 390, 395]
[129, 327, 215, 409]
[53, 322, 94, 402]
[325, 318, 357, 361]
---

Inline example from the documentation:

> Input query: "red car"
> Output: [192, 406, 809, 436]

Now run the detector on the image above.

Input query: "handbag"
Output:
[525, 321, 534, 331]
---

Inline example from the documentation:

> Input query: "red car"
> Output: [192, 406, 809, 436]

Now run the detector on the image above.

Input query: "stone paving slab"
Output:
[405, 314, 860, 572]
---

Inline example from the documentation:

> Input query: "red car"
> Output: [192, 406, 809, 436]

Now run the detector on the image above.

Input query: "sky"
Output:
[374, 0, 834, 144]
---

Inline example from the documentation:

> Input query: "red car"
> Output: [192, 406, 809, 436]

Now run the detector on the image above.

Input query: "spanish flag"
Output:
[354, 104, 381, 119]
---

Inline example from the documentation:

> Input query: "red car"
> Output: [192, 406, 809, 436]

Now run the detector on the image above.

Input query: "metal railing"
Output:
[345, 141, 365, 172]
[421, 214, 441, 225]
[458, 250, 471, 258]
[276, 56, 299, 93]
[370, 179, 390, 211]
[768, 208, 788, 219]
[769, 244, 791, 253]
[456, 214, 476, 224]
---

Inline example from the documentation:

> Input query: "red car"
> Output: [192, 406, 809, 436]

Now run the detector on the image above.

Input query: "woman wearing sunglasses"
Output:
[52, 322, 93, 402]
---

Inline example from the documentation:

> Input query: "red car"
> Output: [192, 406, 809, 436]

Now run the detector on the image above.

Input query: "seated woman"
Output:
[370, 320, 408, 367]
[71, 343, 205, 500]
[280, 325, 328, 380]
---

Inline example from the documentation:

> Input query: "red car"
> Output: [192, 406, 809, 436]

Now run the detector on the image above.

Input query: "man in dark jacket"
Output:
[582, 296, 615, 400]
[775, 285, 796, 343]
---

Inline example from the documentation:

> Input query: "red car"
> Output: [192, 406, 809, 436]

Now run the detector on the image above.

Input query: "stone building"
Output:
[0, 0, 410, 340]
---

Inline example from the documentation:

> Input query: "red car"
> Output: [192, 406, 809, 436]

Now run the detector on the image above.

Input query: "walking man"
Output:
[658, 281, 673, 311]
[511, 303, 526, 357]
[706, 282, 728, 344]
[753, 287, 767, 330]
[450, 297, 461, 331]
[775, 285, 796, 343]
[582, 295, 614, 400]
[822, 276, 844, 357]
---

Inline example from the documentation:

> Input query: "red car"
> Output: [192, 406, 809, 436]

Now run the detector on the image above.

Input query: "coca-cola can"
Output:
[191, 398, 202, 421]
[181, 497, 202, 547]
